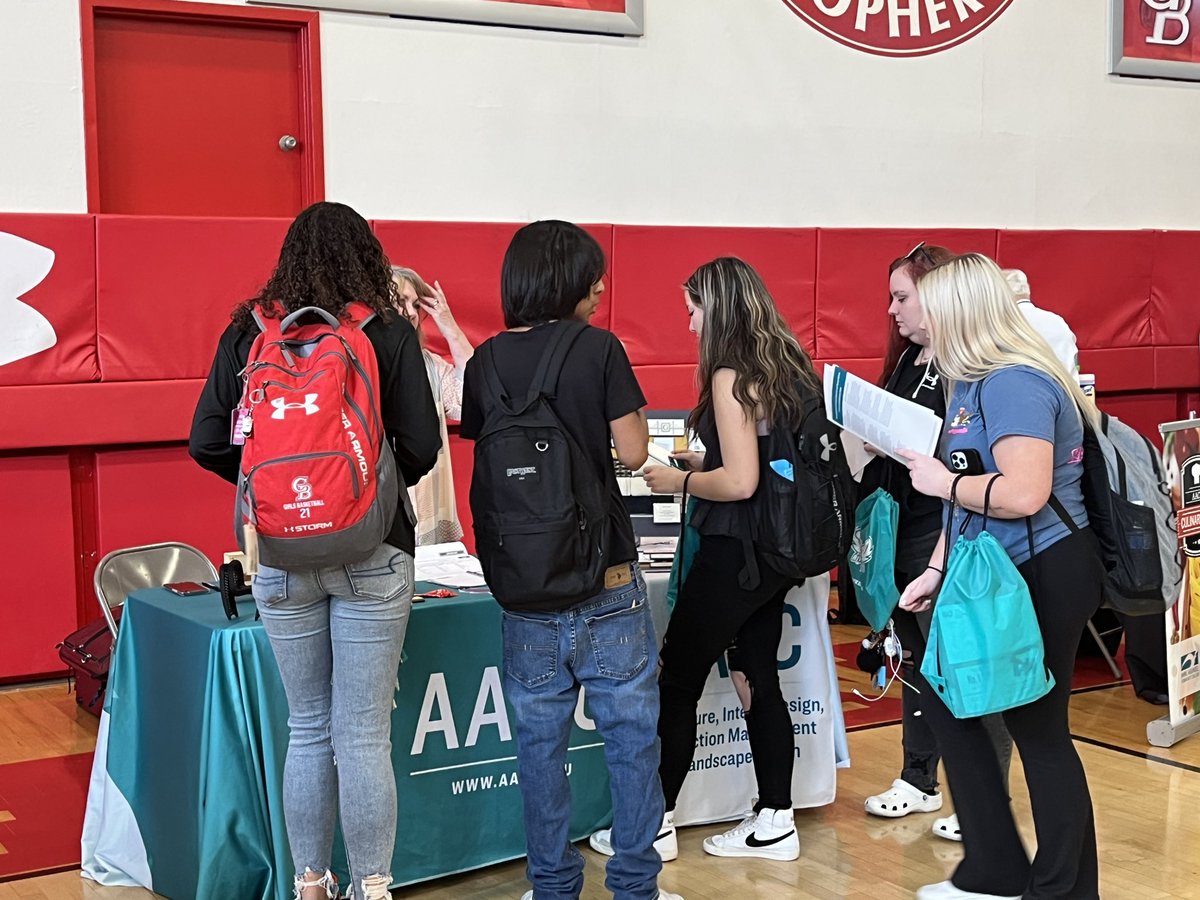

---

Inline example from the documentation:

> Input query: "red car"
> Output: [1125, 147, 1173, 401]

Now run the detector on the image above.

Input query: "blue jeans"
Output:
[502, 566, 664, 900]
[253, 543, 413, 900]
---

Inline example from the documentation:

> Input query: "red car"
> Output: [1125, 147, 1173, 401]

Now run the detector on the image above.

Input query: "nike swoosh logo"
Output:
[744, 830, 795, 848]
[655, 830, 672, 842]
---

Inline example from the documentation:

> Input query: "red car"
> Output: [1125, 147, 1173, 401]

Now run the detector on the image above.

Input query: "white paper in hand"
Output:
[824, 364, 941, 461]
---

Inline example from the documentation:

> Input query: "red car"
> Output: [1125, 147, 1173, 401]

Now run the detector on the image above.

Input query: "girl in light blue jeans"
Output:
[254, 543, 414, 900]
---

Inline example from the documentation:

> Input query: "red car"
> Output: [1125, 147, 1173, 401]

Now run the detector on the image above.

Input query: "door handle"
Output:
[278, 135, 298, 152]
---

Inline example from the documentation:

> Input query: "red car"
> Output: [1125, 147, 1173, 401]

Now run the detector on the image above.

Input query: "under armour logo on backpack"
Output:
[270, 394, 320, 419]
[819, 432, 838, 462]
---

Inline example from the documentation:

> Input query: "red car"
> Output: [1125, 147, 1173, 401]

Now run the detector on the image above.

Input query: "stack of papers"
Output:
[637, 535, 679, 570]
[413, 542, 488, 588]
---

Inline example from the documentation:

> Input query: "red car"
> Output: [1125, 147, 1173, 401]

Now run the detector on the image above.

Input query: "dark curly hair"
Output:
[232, 202, 400, 331]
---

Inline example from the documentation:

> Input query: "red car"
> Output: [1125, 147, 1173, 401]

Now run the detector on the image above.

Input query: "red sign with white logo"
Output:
[1122, 1, 1200, 62]
[1111, 1, 1200, 79]
[778, 0, 1014, 57]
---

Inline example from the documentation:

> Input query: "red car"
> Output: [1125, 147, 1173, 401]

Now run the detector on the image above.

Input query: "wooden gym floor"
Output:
[2, 634, 1196, 899]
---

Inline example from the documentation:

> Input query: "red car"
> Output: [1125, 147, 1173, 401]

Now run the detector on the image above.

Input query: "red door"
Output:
[82, 0, 323, 216]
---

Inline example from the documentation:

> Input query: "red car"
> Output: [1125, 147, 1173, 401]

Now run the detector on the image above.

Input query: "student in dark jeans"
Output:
[638, 257, 822, 862]
[459, 220, 681, 900]
[898, 253, 1104, 900]
[861, 244, 1013, 844]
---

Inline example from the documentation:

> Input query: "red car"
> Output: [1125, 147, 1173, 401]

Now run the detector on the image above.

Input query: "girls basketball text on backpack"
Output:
[233, 303, 398, 570]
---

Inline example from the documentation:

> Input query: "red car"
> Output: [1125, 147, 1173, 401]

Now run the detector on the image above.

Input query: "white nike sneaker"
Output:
[588, 810, 679, 861]
[702, 807, 799, 861]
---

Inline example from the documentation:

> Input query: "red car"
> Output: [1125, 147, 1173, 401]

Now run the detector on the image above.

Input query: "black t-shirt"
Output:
[859, 343, 947, 575]
[188, 314, 442, 558]
[460, 323, 647, 575]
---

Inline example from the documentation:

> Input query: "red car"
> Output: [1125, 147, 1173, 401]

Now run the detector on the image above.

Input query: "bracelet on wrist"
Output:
[926, 565, 943, 575]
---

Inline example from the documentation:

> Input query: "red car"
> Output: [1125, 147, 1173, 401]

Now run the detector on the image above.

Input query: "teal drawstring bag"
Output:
[922, 475, 1055, 719]
[665, 495, 700, 614]
[849, 487, 900, 632]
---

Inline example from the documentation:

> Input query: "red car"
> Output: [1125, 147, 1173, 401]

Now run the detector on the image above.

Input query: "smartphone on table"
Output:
[164, 581, 209, 596]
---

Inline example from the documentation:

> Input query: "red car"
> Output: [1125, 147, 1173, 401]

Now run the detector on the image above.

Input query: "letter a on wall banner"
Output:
[778, 0, 1015, 57]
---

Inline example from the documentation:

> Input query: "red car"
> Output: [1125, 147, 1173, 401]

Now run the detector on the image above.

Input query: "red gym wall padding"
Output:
[93, 446, 235, 569]
[610, 226, 817, 368]
[372, 221, 616, 360]
[0, 214, 1197, 680]
[996, 230, 1156, 392]
[0, 213, 99, 387]
[0, 454, 79, 678]
[1148, 231, 1200, 391]
[814, 229, 1000, 369]
[95, 215, 292, 381]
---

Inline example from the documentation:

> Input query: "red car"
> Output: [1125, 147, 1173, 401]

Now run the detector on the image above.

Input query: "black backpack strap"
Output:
[1046, 494, 1081, 533]
[527, 320, 588, 402]
[478, 341, 513, 410]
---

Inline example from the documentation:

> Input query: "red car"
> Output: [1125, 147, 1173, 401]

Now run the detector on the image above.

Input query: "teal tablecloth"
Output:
[99, 586, 613, 900]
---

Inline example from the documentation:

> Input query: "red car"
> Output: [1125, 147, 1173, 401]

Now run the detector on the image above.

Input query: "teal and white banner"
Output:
[82, 574, 846, 899]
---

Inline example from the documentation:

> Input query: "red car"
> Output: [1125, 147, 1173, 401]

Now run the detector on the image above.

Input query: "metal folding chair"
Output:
[93, 541, 218, 638]
[1086, 619, 1124, 680]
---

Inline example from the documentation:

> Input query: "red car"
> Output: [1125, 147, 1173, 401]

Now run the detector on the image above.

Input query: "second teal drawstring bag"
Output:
[922, 475, 1055, 719]
[849, 487, 900, 632]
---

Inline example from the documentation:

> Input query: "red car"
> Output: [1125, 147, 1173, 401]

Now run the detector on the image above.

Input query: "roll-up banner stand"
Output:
[1150, 414, 1200, 748]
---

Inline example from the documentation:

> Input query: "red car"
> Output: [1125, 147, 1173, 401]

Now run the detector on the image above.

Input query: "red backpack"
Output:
[233, 302, 399, 570]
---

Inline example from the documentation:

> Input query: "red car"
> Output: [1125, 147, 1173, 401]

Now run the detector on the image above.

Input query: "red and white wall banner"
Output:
[250, 0, 644, 36]
[1111, 0, 1200, 79]
[1162, 417, 1200, 729]
[777, 0, 1014, 57]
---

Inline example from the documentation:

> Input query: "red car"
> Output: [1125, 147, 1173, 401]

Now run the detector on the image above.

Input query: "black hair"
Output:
[232, 201, 399, 330]
[500, 220, 605, 328]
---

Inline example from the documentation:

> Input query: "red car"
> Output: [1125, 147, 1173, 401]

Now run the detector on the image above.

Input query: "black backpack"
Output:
[750, 389, 856, 582]
[1048, 410, 1181, 615]
[469, 321, 610, 608]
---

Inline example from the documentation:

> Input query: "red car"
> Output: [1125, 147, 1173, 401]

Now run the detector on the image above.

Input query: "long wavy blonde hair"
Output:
[685, 257, 819, 432]
[918, 253, 1097, 428]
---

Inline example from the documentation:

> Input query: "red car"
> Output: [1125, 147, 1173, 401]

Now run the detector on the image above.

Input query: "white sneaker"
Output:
[915, 879, 1019, 899]
[588, 810, 679, 861]
[932, 813, 962, 842]
[701, 807, 799, 861]
[864, 778, 943, 818]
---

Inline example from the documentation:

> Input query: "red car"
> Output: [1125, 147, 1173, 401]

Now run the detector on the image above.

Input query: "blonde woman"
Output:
[392, 267, 474, 544]
[639, 257, 819, 862]
[897, 254, 1104, 900]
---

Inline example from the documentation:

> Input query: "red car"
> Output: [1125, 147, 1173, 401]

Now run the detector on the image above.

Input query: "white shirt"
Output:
[1017, 299, 1078, 375]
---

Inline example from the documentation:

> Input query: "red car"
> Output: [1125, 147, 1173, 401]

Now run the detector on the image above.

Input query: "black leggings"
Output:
[915, 527, 1103, 899]
[658, 534, 795, 812]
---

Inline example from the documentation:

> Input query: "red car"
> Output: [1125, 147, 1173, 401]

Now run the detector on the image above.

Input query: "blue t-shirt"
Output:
[942, 366, 1086, 565]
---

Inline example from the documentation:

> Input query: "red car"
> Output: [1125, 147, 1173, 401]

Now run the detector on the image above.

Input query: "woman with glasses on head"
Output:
[392, 267, 475, 545]
[860, 244, 1013, 846]
[637, 257, 820, 862]
[897, 253, 1104, 900]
